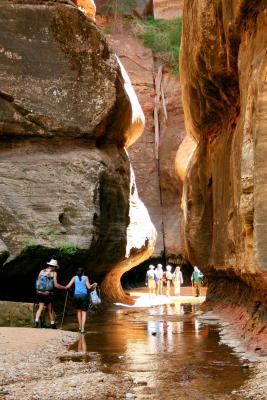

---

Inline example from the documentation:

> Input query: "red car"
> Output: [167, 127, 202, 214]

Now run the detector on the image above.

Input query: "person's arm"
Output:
[145, 271, 148, 286]
[65, 276, 75, 290]
[85, 276, 97, 290]
[53, 271, 67, 290]
[180, 272, 184, 285]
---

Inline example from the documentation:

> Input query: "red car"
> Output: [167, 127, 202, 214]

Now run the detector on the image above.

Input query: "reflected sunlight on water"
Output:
[68, 303, 255, 399]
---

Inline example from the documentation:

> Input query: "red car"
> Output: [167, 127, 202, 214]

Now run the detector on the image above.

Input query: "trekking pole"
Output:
[60, 291, 69, 330]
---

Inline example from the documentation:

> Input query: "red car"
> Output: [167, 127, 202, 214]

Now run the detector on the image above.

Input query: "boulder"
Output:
[0, 0, 156, 303]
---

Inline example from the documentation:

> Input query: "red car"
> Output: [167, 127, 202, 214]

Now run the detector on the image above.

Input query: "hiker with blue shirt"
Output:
[34, 259, 66, 329]
[65, 267, 97, 333]
[191, 266, 204, 297]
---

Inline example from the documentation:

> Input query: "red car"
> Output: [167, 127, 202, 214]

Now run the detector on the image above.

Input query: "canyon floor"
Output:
[0, 328, 133, 400]
[0, 288, 267, 400]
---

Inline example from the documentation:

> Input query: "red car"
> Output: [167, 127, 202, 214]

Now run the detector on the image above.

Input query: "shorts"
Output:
[36, 292, 53, 306]
[148, 279, 156, 289]
[74, 294, 89, 311]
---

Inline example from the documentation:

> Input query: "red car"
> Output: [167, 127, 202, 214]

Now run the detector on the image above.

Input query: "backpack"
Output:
[36, 271, 54, 292]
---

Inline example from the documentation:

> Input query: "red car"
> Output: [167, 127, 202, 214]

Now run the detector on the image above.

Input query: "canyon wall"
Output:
[109, 33, 186, 259]
[153, 0, 183, 20]
[180, 0, 267, 349]
[0, 0, 156, 303]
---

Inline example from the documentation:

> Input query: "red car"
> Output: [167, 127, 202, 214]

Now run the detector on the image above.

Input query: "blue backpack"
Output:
[36, 271, 54, 292]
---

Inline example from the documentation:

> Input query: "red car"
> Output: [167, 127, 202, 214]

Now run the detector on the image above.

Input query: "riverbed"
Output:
[1, 295, 267, 399]
[66, 299, 266, 400]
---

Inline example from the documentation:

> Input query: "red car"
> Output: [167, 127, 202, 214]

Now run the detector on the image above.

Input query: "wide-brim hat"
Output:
[47, 259, 59, 269]
[149, 265, 155, 269]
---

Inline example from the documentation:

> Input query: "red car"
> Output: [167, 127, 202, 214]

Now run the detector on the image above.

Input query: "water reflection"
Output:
[70, 303, 251, 399]
[77, 334, 87, 353]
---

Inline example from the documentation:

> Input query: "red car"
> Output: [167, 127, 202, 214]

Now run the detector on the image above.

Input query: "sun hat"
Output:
[46, 259, 59, 269]
[149, 264, 155, 269]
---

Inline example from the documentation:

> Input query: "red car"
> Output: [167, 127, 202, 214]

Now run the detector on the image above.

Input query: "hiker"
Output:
[173, 266, 183, 296]
[65, 267, 97, 333]
[164, 265, 173, 296]
[191, 266, 204, 297]
[35, 259, 66, 328]
[145, 265, 157, 296]
[155, 264, 164, 295]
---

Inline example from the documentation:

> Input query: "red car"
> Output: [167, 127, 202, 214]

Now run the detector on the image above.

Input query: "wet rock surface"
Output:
[180, 0, 267, 344]
[0, 0, 155, 304]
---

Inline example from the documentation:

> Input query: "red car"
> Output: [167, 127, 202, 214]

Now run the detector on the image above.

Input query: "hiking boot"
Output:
[34, 321, 40, 328]
[50, 323, 57, 329]
[80, 329, 85, 334]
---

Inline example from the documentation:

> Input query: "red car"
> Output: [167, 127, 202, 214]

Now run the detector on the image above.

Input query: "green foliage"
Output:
[58, 243, 77, 257]
[135, 17, 182, 75]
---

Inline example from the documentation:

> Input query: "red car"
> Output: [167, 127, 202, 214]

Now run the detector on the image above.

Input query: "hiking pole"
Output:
[60, 291, 69, 330]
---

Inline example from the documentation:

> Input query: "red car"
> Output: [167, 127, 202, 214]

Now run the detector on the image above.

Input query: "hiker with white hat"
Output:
[34, 259, 66, 329]
[155, 264, 164, 295]
[145, 264, 157, 296]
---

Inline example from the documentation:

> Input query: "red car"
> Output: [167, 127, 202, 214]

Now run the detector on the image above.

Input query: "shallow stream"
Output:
[66, 302, 256, 399]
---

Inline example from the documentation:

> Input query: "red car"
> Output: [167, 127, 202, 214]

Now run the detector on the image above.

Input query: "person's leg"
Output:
[77, 310, 82, 330]
[35, 303, 45, 326]
[160, 280, 163, 295]
[174, 281, 177, 296]
[48, 303, 56, 327]
[177, 281, 181, 296]
[156, 282, 159, 296]
[81, 311, 87, 332]
[196, 282, 200, 297]
[166, 281, 170, 296]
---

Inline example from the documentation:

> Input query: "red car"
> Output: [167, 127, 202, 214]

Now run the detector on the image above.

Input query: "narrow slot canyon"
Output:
[0, 0, 267, 399]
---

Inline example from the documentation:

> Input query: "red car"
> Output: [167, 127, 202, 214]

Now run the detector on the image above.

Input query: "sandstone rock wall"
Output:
[180, 0, 267, 348]
[0, 0, 156, 303]
[153, 0, 183, 20]
[109, 32, 186, 259]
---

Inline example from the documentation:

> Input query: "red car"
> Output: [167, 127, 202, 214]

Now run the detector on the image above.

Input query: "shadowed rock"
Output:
[0, 0, 156, 303]
[180, 0, 267, 348]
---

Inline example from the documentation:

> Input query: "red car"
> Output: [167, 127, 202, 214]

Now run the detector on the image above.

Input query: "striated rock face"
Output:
[0, 0, 156, 303]
[158, 73, 186, 258]
[109, 33, 186, 259]
[153, 0, 183, 20]
[108, 34, 164, 257]
[180, 0, 267, 348]
[94, 0, 152, 18]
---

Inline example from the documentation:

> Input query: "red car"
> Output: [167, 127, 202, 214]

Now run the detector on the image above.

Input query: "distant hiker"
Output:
[165, 265, 173, 296]
[145, 265, 157, 296]
[35, 259, 66, 328]
[191, 266, 204, 297]
[65, 267, 97, 334]
[155, 264, 164, 295]
[173, 266, 183, 296]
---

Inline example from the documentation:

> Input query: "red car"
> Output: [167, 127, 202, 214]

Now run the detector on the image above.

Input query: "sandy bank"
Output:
[0, 327, 132, 400]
